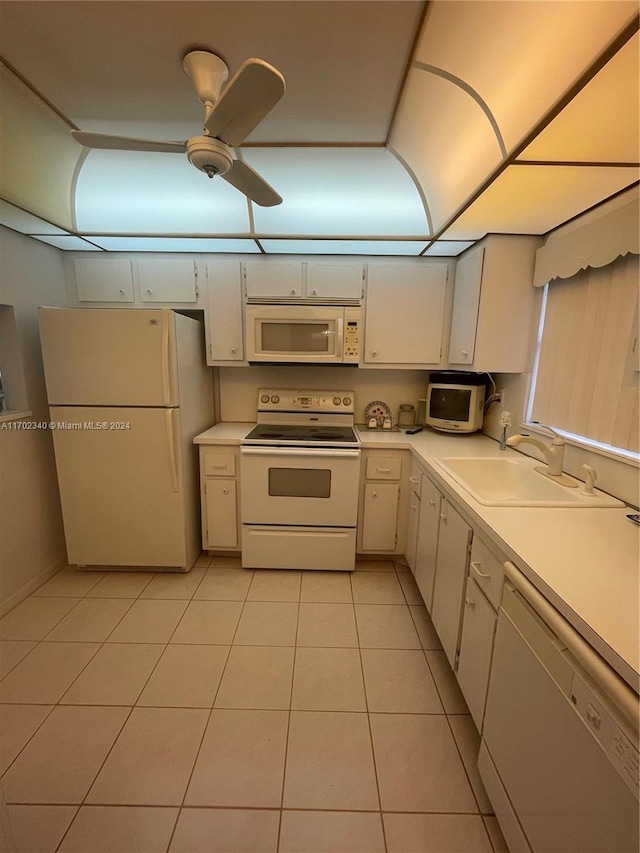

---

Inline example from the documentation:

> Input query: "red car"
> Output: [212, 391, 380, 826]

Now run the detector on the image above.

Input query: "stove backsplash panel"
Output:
[219, 366, 430, 426]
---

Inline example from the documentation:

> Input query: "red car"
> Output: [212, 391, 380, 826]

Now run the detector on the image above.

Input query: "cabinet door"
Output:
[361, 482, 399, 551]
[406, 494, 420, 574]
[244, 260, 303, 299]
[206, 260, 244, 364]
[431, 499, 472, 667]
[448, 246, 484, 365]
[306, 260, 363, 300]
[204, 479, 237, 548]
[74, 259, 134, 303]
[414, 476, 442, 611]
[139, 259, 198, 303]
[365, 262, 447, 365]
[456, 576, 497, 730]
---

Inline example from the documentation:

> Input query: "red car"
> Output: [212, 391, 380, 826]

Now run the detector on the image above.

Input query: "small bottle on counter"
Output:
[397, 404, 416, 428]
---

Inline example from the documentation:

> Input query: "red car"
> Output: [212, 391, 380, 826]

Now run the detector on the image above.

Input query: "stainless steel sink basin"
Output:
[432, 456, 625, 507]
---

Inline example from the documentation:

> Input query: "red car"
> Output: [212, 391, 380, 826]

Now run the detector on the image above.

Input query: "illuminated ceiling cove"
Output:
[0, 1, 638, 255]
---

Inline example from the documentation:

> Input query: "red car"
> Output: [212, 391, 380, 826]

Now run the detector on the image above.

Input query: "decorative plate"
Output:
[364, 400, 392, 427]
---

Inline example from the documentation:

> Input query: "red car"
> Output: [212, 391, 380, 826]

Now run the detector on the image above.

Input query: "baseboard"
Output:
[0, 554, 67, 617]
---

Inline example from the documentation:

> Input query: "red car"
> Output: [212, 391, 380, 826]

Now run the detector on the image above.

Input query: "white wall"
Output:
[0, 227, 68, 611]
[218, 364, 430, 425]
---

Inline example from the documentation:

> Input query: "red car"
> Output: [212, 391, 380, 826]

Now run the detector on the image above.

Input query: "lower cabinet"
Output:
[358, 450, 410, 555]
[413, 474, 442, 611]
[455, 535, 504, 730]
[430, 499, 472, 668]
[199, 447, 240, 551]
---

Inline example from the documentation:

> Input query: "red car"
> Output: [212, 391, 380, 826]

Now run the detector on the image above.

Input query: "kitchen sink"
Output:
[432, 456, 625, 507]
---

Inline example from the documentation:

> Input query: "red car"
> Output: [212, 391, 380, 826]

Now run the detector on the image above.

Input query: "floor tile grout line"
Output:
[445, 713, 490, 819]
[0, 701, 58, 778]
[277, 594, 301, 851]
[351, 575, 389, 853]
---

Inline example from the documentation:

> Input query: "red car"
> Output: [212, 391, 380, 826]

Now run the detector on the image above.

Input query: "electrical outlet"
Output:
[497, 387, 505, 404]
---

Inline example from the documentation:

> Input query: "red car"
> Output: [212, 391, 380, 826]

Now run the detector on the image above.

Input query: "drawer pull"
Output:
[471, 560, 491, 579]
[440, 513, 447, 522]
[211, 464, 227, 469]
[409, 476, 419, 483]
[428, 499, 436, 506]
[377, 467, 392, 473]
[465, 597, 476, 609]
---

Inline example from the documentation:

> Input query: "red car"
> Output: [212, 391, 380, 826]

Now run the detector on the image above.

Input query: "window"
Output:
[527, 253, 639, 460]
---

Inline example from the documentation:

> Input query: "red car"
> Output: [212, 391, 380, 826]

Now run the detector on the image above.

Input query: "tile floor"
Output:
[0, 556, 508, 853]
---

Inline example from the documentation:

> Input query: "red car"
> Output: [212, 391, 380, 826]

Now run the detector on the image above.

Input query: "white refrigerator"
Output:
[39, 307, 214, 571]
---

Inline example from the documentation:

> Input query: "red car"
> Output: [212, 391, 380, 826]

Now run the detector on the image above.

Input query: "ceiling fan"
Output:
[71, 51, 285, 206]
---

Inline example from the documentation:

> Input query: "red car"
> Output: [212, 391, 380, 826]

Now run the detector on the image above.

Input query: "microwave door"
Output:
[252, 319, 342, 363]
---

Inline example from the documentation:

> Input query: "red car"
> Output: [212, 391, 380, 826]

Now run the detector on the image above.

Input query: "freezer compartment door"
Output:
[50, 406, 188, 568]
[242, 526, 356, 571]
[39, 308, 178, 406]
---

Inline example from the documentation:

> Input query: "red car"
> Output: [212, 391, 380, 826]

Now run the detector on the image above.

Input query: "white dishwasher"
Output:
[479, 562, 639, 853]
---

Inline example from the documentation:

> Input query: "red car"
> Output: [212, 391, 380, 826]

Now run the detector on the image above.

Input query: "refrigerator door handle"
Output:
[161, 311, 172, 406]
[166, 409, 179, 492]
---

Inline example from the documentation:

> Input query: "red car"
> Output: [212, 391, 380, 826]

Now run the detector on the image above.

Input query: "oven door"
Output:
[240, 447, 361, 526]
[245, 305, 344, 363]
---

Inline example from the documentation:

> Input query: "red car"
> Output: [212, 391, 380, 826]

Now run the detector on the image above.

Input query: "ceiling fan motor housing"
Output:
[186, 136, 233, 177]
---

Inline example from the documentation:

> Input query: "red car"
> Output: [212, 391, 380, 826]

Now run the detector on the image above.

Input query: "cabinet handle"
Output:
[410, 503, 417, 511]
[147, 288, 153, 294]
[291, 289, 297, 295]
[372, 490, 378, 498]
[465, 597, 476, 608]
[409, 476, 419, 484]
[230, 347, 237, 354]
[311, 289, 318, 295]
[439, 513, 447, 522]
[377, 467, 392, 473]
[471, 560, 491, 579]
[119, 289, 125, 295]
[428, 498, 436, 506]
[222, 488, 229, 495]
[211, 464, 227, 469]
[462, 349, 468, 356]
[371, 350, 378, 357]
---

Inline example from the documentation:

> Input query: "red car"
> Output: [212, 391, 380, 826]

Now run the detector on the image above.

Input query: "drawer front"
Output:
[469, 536, 504, 610]
[204, 452, 236, 477]
[365, 456, 402, 480]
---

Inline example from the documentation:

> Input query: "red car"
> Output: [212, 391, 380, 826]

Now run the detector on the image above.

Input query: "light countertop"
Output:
[194, 422, 639, 690]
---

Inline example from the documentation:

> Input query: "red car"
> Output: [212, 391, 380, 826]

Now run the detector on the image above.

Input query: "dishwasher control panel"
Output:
[571, 672, 639, 801]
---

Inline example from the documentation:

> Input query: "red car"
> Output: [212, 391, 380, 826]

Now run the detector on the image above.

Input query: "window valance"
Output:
[533, 192, 639, 287]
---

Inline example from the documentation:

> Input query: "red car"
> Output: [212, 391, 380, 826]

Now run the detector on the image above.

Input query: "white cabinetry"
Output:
[406, 460, 423, 572]
[74, 258, 134, 303]
[430, 498, 472, 668]
[364, 260, 448, 367]
[199, 447, 240, 551]
[358, 451, 409, 554]
[139, 258, 198, 303]
[243, 257, 364, 301]
[448, 235, 541, 372]
[205, 260, 245, 365]
[455, 536, 504, 730]
[413, 474, 442, 611]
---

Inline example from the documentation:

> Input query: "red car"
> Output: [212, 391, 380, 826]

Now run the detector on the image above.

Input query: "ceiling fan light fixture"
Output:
[186, 136, 233, 177]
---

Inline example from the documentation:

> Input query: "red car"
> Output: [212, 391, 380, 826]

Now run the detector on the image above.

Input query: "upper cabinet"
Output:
[205, 259, 245, 366]
[448, 235, 541, 373]
[73, 258, 134, 303]
[243, 257, 364, 301]
[138, 259, 198, 303]
[364, 260, 449, 368]
[71, 256, 200, 306]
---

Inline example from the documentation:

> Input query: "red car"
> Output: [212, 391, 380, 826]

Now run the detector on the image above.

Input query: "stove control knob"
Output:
[270, 395, 280, 404]
[333, 396, 341, 406]
[342, 396, 352, 406]
[260, 394, 270, 404]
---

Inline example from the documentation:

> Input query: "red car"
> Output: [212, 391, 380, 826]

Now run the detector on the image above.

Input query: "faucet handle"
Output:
[532, 421, 564, 444]
[581, 464, 598, 495]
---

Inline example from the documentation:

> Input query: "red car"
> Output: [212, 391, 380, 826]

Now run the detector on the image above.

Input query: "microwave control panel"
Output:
[343, 307, 360, 363]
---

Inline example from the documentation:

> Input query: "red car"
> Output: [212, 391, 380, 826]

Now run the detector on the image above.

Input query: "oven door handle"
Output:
[241, 447, 360, 459]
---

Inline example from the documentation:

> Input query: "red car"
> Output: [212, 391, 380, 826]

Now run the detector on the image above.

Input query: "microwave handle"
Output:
[336, 317, 344, 359]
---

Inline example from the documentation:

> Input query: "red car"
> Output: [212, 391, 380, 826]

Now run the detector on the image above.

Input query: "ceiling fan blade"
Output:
[221, 159, 282, 207]
[204, 59, 285, 147]
[71, 130, 186, 154]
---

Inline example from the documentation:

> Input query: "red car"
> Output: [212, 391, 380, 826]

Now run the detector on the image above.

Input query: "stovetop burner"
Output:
[244, 424, 359, 444]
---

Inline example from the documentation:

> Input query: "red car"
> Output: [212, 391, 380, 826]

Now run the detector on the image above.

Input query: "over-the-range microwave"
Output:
[245, 304, 361, 364]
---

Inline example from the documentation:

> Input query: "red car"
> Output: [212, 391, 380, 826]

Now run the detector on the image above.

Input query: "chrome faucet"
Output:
[506, 422, 565, 476]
